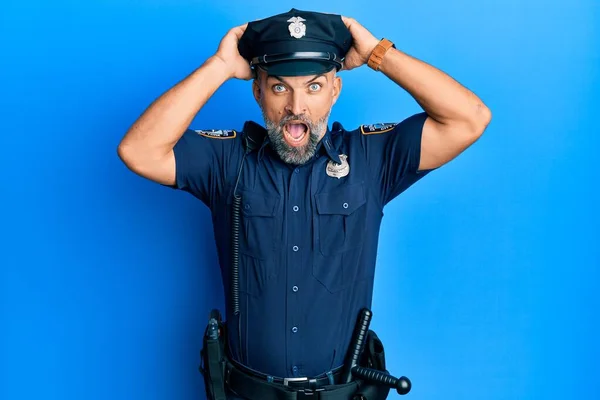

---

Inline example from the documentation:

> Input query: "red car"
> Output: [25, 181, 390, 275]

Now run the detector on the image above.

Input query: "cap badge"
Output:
[326, 154, 350, 179]
[287, 16, 307, 39]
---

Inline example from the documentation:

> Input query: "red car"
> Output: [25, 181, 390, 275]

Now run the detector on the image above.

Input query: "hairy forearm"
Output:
[378, 48, 490, 126]
[118, 56, 230, 158]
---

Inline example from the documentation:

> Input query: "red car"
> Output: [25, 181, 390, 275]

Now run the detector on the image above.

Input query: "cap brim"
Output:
[258, 60, 337, 77]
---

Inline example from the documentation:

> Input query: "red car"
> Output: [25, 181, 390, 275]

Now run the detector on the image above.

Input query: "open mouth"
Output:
[283, 121, 309, 146]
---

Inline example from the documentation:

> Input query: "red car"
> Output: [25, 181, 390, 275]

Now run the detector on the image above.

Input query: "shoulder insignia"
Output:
[194, 129, 237, 139]
[360, 123, 397, 135]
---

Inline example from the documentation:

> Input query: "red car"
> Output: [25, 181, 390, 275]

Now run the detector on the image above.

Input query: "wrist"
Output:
[366, 37, 381, 58]
[208, 55, 236, 79]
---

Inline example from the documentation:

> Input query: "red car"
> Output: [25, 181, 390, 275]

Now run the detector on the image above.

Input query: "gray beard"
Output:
[261, 109, 330, 165]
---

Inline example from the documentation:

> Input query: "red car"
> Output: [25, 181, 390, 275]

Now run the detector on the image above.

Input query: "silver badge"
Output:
[287, 16, 306, 39]
[326, 154, 350, 179]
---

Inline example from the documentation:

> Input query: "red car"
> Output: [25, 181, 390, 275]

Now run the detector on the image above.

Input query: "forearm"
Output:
[378, 47, 490, 126]
[118, 56, 230, 159]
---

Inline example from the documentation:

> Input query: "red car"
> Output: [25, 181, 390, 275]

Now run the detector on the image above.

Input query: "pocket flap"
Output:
[241, 190, 279, 217]
[315, 183, 366, 215]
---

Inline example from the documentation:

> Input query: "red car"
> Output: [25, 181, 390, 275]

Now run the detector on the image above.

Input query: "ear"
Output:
[331, 74, 342, 106]
[252, 79, 262, 104]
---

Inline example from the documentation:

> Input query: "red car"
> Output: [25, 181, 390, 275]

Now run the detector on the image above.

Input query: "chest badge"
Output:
[326, 154, 349, 179]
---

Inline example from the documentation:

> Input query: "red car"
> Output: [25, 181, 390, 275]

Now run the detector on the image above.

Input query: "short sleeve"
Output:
[171, 128, 242, 207]
[360, 112, 435, 205]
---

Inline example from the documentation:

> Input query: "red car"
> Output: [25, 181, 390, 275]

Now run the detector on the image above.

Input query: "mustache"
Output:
[278, 114, 313, 128]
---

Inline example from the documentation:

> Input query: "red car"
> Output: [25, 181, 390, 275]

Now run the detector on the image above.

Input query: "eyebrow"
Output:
[268, 73, 327, 86]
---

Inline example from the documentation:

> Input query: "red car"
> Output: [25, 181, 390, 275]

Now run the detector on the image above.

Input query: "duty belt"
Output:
[229, 359, 343, 387]
[224, 360, 362, 400]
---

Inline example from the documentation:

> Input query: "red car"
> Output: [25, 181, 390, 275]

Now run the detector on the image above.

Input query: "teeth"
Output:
[284, 126, 307, 143]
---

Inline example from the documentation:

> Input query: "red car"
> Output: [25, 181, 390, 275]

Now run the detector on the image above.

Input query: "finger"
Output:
[340, 59, 349, 72]
[344, 48, 358, 65]
[232, 23, 248, 38]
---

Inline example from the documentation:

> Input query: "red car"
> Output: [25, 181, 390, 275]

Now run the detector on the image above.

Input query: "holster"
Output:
[353, 329, 391, 400]
[199, 310, 228, 400]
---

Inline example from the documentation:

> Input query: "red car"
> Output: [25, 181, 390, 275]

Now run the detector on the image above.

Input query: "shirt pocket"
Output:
[225, 187, 281, 297]
[239, 189, 281, 261]
[314, 182, 367, 256]
[312, 183, 367, 293]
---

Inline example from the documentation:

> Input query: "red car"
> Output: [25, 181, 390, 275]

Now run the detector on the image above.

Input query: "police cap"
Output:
[238, 8, 353, 77]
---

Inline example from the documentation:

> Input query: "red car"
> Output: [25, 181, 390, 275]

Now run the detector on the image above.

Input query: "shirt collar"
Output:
[318, 129, 342, 164]
[256, 125, 342, 165]
[257, 133, 270, 161]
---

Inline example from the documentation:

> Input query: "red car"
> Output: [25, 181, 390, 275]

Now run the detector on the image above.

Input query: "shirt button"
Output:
[292, 285, 299, 292]
[292, 365, 299, 375]
[244, 204, 251, 210]
[292, 326, 298, 333]
[343, 202, 349, 209]
[293, 205, 299, 212]
[294, 168, 299, 174]
[293, 245, 299, 252]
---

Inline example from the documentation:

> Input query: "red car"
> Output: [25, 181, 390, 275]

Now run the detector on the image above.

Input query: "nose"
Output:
[285, 92, 307, 116]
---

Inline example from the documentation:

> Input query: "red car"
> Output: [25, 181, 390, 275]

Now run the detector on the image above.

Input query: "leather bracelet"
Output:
[367, 38, 395, 71]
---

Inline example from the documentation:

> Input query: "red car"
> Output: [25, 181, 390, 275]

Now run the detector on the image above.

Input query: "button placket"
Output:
[287, 164, 304, 369]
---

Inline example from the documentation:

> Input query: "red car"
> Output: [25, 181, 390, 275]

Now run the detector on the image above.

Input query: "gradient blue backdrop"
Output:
[2, 1, 599, 399]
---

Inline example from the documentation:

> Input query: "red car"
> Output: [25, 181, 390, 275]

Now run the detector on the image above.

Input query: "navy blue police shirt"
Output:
[171, 112, 432, 379]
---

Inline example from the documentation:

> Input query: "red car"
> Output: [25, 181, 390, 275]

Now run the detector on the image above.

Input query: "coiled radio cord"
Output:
[231, 151, 248, 362]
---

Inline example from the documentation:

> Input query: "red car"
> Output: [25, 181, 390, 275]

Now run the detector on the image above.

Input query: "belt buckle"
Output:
[283, 376, 309, 386]
[296, 388, 324, 398]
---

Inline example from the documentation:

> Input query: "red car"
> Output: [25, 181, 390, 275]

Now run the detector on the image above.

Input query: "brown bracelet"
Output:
[367, 38, 395, 71]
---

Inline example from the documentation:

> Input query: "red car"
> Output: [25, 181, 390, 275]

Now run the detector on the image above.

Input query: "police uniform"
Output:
[173, 8, 433, 400]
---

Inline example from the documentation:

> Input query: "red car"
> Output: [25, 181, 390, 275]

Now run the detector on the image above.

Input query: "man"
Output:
[117, 8, 491, 400]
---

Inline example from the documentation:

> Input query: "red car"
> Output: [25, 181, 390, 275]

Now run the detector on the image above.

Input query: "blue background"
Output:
[2, 0, 598, 399]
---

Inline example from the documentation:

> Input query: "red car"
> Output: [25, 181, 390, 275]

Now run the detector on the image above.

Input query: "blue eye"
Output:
[273, 84, 286, 92]
[309, 83, 322, 91]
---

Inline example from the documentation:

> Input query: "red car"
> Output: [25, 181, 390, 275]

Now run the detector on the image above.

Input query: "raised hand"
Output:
[214, 23, 253, 80]
[340, 16, 380, 71]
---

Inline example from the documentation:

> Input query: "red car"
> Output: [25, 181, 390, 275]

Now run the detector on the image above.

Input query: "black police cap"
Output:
[238, 8, 353, 77]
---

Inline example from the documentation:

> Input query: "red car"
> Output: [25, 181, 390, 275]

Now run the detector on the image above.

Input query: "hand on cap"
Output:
[214, 23, 253, 81]
[340, 17, 380, 71]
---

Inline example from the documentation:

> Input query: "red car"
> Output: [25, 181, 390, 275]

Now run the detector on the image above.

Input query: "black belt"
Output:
[225, 360, 361, 400]
[229, 359, 343, 388]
